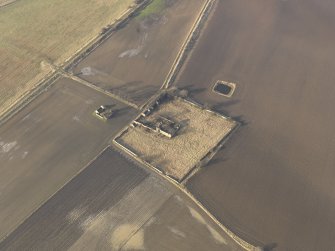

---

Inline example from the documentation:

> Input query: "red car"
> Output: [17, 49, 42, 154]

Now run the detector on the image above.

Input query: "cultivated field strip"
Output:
[0, 148, 149, 250]
[69, 175, 173, 250]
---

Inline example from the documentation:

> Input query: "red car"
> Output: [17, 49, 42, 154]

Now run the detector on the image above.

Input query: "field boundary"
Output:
[162, 0, 215, 89]
[0, 72, 60, 127]
[64, 73, 140, 110]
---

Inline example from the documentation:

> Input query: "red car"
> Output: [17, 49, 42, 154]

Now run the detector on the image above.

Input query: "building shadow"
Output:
[263, 242, 278, 251]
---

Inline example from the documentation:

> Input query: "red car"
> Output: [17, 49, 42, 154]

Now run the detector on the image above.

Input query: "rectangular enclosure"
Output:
[115, 95, 237, 181]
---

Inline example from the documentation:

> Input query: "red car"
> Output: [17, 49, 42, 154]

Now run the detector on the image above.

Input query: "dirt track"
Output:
[176, 0, 335, 250]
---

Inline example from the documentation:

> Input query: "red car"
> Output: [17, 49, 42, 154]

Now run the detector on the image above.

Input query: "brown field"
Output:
[176, 0, 335, 250]
[73, 0, 206, 106]
[136, 193, 243, 251]
[116, 97, 236, 181]
[0, 77, 137, 240]
[0, 0, 16, 7]
[0, 147, 243, 251]
[0, 0, 133, 116]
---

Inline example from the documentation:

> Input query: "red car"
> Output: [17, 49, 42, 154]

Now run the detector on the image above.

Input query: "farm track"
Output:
[50, 62, 140, 109]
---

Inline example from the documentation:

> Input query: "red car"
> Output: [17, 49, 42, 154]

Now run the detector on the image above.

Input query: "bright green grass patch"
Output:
[139, 0, 166, 18]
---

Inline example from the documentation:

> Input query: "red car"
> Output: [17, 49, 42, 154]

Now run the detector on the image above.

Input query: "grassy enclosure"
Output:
[0, 0, 133, 116]
[117, 97, 236, 181]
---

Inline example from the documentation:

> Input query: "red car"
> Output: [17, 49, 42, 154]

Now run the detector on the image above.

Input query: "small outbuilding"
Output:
[94, 105, 114, 120]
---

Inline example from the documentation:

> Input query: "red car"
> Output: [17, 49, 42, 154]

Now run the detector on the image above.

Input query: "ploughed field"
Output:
[0, 0, 133, 116]
[0, 77, 136, 240]
[176, 0, 335, 250]
[0, 147, 243, 251]
[73, 0, 206, 106]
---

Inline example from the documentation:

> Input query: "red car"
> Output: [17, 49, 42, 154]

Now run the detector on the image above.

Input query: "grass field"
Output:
[0, 0, 133, 116]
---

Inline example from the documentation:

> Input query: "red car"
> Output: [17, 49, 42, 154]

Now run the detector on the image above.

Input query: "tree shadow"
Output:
[181, 85, 207, 95]
[190, 87, 207, 95]
[112, 107, 130, 118]
[232, 115, 249, 126]
[207, 157, 228, 166]
[212, 99, 240, 110]
[263, 243, 278, 251]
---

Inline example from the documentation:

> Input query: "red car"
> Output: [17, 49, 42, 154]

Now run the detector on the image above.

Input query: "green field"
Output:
[0, 0, 133, 116]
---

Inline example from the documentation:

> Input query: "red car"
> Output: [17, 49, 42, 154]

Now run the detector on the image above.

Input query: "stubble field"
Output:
[0, 0, 133, 116]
